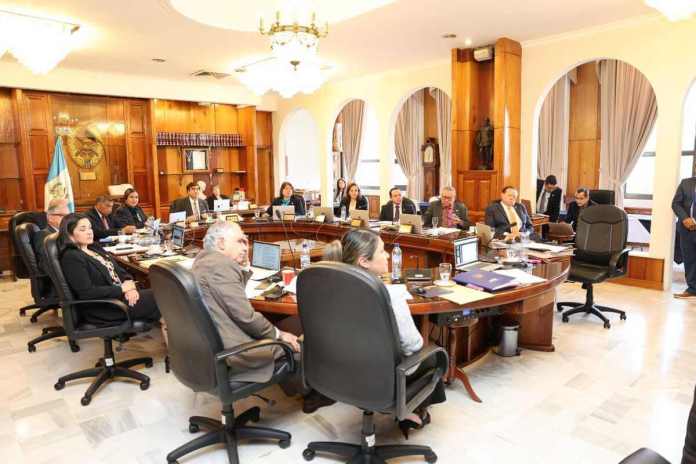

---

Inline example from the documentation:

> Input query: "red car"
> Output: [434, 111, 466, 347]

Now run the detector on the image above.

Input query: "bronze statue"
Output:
[474, 118, 493, 170]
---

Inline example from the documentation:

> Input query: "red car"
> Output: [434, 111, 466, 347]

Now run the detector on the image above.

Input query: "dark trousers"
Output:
[406, 357, 446, 410]
[80, 288, 161, 326]
[678, 224, 696, 294]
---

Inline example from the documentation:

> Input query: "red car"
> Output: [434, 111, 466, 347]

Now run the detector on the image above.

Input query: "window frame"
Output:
[624, 149, 696, 200]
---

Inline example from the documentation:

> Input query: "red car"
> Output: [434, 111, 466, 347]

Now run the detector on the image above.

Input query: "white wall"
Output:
[278, 109, 321, 190]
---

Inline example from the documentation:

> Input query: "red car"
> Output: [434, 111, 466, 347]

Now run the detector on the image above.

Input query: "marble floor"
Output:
[0, 276, 694, 464]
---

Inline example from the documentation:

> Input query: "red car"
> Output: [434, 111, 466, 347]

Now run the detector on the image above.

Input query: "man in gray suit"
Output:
[170, 182, 209, 221]
[192, 221, 300, 383]
[672, 177, 696, 299]
[422, 186, 470, 229]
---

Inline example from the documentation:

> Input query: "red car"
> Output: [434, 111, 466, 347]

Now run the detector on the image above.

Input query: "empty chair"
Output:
[10, 211, 48, 316]
[297, 262, 448, 463]
[149, 261, 295, 464]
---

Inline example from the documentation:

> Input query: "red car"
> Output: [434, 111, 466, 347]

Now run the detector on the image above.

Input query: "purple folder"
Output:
[453, 270, 517, 292]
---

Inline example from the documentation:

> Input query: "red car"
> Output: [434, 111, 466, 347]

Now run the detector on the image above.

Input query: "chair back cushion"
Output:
[683, 384, 696, 464]
[15, 222, 41, 278]
[150, 261, 223, 394]
[10, 211, 47, 278]
[589, 189, 615, 205]
[43, 234, 82, 334]
[297, 262, 402, 412]
[575, 205, 628, 266]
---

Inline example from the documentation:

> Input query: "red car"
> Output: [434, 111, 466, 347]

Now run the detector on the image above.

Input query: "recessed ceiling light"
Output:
[464, 38, 473, 46]
[152, 58, 166, 63]
[442, 33, 457, 39]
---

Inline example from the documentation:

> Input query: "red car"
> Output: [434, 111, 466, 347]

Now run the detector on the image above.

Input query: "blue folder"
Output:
[453, 270, 517, 292]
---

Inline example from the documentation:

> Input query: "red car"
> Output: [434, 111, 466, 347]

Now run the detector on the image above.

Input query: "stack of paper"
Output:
[493, 268, 546, 285]
[524, 242, 569, 253]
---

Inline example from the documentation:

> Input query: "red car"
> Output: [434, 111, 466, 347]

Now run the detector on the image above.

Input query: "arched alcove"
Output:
[278, 108, 320, 191]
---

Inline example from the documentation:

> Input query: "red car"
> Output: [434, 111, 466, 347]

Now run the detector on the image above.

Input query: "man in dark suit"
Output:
[485, 186, 534, 239]
[672, 177, 696, 299]
[422, 186, 470, 229]
[379, 187, 417, 222]
[536, 175, 563, 222]
[32, 199, 69, 277]
[85, 196, 135, 240]
[170, 182, 209, 221]
[563, 187, 596, 231]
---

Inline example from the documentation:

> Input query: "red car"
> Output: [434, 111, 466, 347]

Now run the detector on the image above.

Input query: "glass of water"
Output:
[438, 262, 452, 283]
[254, 209, 261, 220]
[520, 230, 531, 244]
[432, 216, 440, 234]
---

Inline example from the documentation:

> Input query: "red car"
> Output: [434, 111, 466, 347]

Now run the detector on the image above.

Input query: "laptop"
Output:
[349, 209, 369, 225]
[399, 213, 423, 234]
[312, 206, 335, 223]
[453, 236, 501, 272]
[272, 205, 295, 220]
[171, 225, 185, 249]
[213, 199, 231, 212]
[169, 211, 186, 224]
[250, 241, 282, 281]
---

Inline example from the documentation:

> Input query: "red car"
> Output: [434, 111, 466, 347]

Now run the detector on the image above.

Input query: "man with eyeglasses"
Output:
[86, 195, 135, 240]
[32, 198, 69, 276]
[562, 187, 596, 231]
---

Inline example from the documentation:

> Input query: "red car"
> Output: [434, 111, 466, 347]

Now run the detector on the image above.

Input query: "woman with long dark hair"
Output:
[334, 177, 347, 203]
[112, 188, 147, 228]
[338, 182, 368, 212]
[266, 181, 306, 216]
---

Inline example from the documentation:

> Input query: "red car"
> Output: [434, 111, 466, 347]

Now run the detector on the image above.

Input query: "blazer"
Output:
[85, 207, 120, 240]
[535, 187, 563, 222]
[673, 177, 696, 224]
[206, 194, 229, 211]
[422, 199, 470, 229]
[112, 205, 146, 229]
[192, 249, 280, 383]
[170, 197, 209, 218]
[266, 195, 306, 217]
[339, 195, 368, 212]
[333, 188, 347, 204]
[379, 197, 418, 222]
[564, 199, 597, 231]
[484, 200, 533, 238]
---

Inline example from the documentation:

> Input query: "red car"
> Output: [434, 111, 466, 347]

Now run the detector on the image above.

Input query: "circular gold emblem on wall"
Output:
[65, 122, 106, 169]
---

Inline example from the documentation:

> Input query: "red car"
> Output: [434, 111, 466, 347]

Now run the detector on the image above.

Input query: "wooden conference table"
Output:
[115, 219, 570, 402]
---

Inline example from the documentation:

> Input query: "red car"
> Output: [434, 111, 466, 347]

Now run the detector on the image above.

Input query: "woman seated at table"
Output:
[324, 229, 446, 438]
[266, 181, 306, 217]
[58, 213, 161, 327]
[112, 188, 147, 229]
[338, 182, 368, 213]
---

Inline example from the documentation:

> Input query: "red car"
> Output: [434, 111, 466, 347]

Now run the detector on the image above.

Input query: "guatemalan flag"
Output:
[44, 137, 75, 212]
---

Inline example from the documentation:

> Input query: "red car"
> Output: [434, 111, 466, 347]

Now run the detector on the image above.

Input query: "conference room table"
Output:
[114, 219, 570, 402]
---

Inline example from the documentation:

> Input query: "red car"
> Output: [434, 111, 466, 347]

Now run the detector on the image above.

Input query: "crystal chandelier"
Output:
[644, 0, 696, 21]
[0, 10, 80, 74]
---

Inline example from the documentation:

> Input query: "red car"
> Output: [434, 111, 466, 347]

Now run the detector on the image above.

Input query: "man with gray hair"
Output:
[32, 198, 69, 279]
[422, 186, 470, 229]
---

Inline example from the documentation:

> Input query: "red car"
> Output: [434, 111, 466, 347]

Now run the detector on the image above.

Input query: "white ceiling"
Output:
[1, 0, 655, 89]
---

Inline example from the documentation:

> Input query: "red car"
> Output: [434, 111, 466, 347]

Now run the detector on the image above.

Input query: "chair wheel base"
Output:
[81, 396, 91, 406]
[303, 448, 315, 461]
[27, 343, 36, 352]
[279, 439, 291, 449]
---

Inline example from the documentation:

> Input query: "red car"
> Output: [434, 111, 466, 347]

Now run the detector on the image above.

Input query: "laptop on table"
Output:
[453, 236, 501, 272]
[213, 199, 231, 212]
[250, 241, 282, 281]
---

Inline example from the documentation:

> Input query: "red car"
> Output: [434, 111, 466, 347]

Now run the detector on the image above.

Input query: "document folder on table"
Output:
[453, 269, 517, 292]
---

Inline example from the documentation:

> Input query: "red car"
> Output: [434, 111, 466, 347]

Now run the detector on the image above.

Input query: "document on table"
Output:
[245, 279, 276, 299]
[523, 242, 568, 253]
[138, 255, 192, 269]
[493, 268, 546, 285]
[437, 285, 493, 305]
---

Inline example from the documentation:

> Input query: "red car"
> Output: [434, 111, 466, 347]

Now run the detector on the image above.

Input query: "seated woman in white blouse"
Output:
[323, 228, 446, 439]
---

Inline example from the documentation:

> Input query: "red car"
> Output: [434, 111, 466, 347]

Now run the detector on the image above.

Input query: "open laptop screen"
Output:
[453, 236, 478, 270]
[171, 225, 185, 248]
[251, 241, 281, 271]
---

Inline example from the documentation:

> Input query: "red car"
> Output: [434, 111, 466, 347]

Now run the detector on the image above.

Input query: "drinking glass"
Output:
[254, 209, 261, 220]
[520, 230, 531, 244]
[432, 216, 440, 234]
[438, 263, 452, 283]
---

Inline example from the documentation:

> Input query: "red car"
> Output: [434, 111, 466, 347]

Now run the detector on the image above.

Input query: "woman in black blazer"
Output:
[339, 182, 368, 213]
[266, 181, 306, 216]
[112, 188, 147, 229]
[58, 213, 160, 326]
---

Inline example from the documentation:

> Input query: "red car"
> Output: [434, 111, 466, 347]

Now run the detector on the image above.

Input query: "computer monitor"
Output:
[171, 225, 185, 248]
[251, 241, 281, 271]
[312, 206, 334, 223]
[399, 213, 423, 234]
[272, 205, 295, 220]
[213, 199, 230, 212]
[168, 211, 186, 224]
[453, 236, 479, 270]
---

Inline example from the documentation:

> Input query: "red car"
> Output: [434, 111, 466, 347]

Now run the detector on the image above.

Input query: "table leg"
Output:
[446, 326, 482, 403]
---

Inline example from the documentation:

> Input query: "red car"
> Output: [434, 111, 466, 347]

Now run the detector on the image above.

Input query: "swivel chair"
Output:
[10, 211, 48, 319]
[589, 189, 616, 205]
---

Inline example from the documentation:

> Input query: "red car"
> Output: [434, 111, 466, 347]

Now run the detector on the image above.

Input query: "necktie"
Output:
[506, 205, 520, 234]
[538, 192, 548, 214]
[394, 204, 400, 221]
[193, 199, 200, 219]
[101, 214, 109, 230]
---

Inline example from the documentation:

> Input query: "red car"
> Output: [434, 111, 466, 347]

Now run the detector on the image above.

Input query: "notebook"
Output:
[453, 269, 517, 292]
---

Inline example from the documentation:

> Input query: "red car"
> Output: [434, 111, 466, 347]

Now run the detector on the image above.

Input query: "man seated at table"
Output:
[170, 182, 209, 221]
[536, 175, 562, 222]
[33, 198, 69, 277]
[563, 187, 596, 231]
[379, 187, 418, 222]
[485, 186, 534, 240]
[85, 196, 135, 241]
[422, 186, 470, 229]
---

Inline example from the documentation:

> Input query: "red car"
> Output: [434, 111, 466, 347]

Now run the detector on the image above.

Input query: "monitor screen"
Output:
[453, 237, 478, 269]
[252, 241, 281, 271]
[171, 225, 185, 248]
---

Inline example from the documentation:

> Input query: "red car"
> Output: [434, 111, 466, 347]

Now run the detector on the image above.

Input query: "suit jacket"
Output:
[564, 199, 597, 231]
[422, 199, 470, 229]
[192, 249, 280, 383]
[484, 200, 533, 238]
[339, 195, 368, 212]
[673, 177, 696, 225]
[535, 187, 563, 222]
[112, 205, 147, 228]
[206, 194, 229, 211]
[266, 195, 306, 216]
[85, 207, 120, 240]
[170, 197, 209, 218]
[379, 198, 418, 222]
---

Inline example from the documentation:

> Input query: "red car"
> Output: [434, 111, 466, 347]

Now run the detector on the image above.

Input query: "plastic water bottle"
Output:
[340, 206, 347, 221]
[300, 240, 311, 270]
[391, 244, 402, 282]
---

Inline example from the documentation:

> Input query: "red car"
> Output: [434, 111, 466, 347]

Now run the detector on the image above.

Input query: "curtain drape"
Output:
[395, 91, 425, 200]
[598, 59, 658, 207]
[537, 75, 570, 192]
[429, 88, 452, 188]
[340, 100, 365, 181]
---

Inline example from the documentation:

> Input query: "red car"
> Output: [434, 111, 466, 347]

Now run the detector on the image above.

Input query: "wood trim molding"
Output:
[11, 89, 36, 210]
[612, 254, 664, 291]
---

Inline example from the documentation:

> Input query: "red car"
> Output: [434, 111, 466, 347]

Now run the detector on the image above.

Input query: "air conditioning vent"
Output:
[191, 70, 231, 79]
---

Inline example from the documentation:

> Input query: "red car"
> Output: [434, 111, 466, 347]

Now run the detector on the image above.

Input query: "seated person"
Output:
[196, 180, 207, 201]
[485, 186, 534, 240]
[338, 182, 368, 214]
[334, 178, 347, 205]
[266, 181, 306, 217]
[112, 188, 147, 229]
[324, 228, 445, 438]
[563, 187, 596, 231]
[379, 187, 417, 222]
[536, 174, 562, 222]
[170, 182, 209, 221]
[33, 199, 69, 279]
[58, 213, 161, 326]
[422, 186, 470, 229]
[206, 184, 229, 211]
[86, 195, 135, 241]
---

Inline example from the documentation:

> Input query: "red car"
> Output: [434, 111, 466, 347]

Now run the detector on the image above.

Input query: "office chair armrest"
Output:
[66, 299, 131, 323]
[215, 339, 296, 373]
[395, 345, 448, 421]
[609, 247, 631, 273]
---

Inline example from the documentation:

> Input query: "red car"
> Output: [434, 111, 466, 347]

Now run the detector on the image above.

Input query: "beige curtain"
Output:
[340, 100, 365, 181]
[537, 75, 570, 192]
[429, 88, 452, 188]
[599, 60, 658, 207]
[395, 91, 425, 200]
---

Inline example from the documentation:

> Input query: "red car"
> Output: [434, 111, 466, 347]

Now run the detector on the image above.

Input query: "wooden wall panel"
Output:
[27, 94, 49, 132]
[190, 104, 215, 133]
[237, 107, 257, 199]
[0, 90, 16, 143]
[0, 142, 19, 178]
[0, 179, 21, 211]
[255, 111, 272, 147]
[129, 136, 148, 171]
[28, 135, 50, 171]
[34, 173, 47, 210]
[613, 255, 664, 290]
[128, 103, 146, 135]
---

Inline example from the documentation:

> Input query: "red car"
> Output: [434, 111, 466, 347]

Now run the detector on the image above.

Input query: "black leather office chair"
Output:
[42, 233, 153, 406]
[10, 211, 48, 317]
[15, 223, 79, 352]
[557, 205, 630, 329]
[590, 189, 616, 205]
[149, 261, 295, 464]
[297, 262, 448, 463]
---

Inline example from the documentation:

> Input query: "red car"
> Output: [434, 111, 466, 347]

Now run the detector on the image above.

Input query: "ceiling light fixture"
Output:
[441, 33, 457, 39]
[464, 38, 473, 46]
[152, 58, 166, 63]
[644, 0, 696, 21]
[0, 9, 80, 74]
